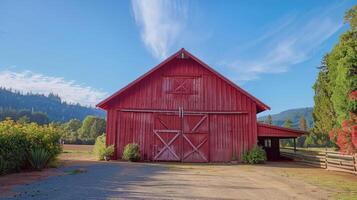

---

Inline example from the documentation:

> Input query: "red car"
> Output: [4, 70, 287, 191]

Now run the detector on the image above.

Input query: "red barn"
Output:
[97, 49, 305, 162]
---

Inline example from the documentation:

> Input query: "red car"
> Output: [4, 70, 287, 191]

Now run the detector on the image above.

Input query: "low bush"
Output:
[242, 145, 267, 164]
[103, 145, 114, 160]
[29, 148, 51, 170]
[0, 126, 29, 174]
[122, 143, 140, 162]
[94, 134, 114, 160]
[0, 120, 61, 174]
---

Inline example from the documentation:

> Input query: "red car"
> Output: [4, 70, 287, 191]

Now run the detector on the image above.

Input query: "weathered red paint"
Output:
[97, 48, 305, 162]
[257, 123, 306, 138]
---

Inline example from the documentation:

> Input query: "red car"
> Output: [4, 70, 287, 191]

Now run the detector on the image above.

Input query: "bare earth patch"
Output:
[0, 144, 96, 198]
[119, 162, 331, 200]
[1, 145, 357, 200]
[0, 168, 62, 198]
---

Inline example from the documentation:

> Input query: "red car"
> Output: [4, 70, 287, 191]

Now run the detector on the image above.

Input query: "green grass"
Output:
[306, 174, 357, 200]
[62, 149, 92, 154]
[281, 168, 357, 200]
[59, 145, 96, 161]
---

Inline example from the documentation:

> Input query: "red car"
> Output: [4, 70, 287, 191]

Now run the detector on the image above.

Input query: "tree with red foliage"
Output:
[329, 91, 357, 154]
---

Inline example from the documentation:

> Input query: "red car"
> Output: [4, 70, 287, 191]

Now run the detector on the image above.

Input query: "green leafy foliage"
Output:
[0, 107, 49, 125]
[0, 119, 61, 174]
[80, 116, 106, 141]
[311, 57, 336, 147]
[0, 125, 28, 174]
[312, 5, 357, 148]
[344, 5, 357, 31]
[93, 134, 114, 160]
[328, 30, 357, 124]
[103, 146, 114, 160]
[122, 143, 141, 162]
[242, 146, 267, 164]
[57, 116, 106, 145]
[29, 148, 51, 170]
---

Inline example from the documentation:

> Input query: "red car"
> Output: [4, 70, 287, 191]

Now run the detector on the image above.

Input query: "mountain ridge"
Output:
[0, 87, 105, 122]
[258, 107, 313, 129]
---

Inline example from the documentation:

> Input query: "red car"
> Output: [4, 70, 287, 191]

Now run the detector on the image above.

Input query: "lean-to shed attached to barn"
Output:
[97, 48, 305, 162]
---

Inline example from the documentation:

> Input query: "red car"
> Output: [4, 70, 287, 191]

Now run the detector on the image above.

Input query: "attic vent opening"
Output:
[179, 52, 187, 59]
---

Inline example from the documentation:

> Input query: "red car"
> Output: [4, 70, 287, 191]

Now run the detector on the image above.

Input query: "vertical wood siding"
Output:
[106, 57, 259, 162]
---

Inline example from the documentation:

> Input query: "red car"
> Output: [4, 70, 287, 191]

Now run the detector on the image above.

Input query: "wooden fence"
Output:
[281, 147, 357, 175]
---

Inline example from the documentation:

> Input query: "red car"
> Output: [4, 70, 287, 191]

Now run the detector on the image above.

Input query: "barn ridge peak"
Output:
[97, 48, 270, 112]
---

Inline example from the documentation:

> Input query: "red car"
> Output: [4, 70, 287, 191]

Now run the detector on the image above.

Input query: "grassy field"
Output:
[58, 144, 96, 161]
[271, 163, 357, 200]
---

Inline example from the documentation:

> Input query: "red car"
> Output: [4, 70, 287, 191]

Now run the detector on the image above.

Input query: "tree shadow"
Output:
[3, 161, 243, 200]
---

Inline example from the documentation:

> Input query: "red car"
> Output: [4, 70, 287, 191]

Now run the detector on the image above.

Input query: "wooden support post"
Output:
[325, 147, 328, 169]
[293, 138, 296, 153]
[353, 153, 357, 174]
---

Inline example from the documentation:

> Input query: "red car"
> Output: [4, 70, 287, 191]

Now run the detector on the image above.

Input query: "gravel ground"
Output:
[1, 162, 333, 200]
[1, 162, 164, 200]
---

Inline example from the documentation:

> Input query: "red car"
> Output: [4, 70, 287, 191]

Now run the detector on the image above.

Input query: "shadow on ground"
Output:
[1, 162, 174, 200]
[0, 161, 332, 200]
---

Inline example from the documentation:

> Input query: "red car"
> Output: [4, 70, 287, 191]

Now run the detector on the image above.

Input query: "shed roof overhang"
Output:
[257, 123, 307, 138]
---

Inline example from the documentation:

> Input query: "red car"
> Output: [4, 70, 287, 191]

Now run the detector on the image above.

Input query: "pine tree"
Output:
[283, 118, 293, 128]
[312, 5, 357, 148]
[299, 116, 307, 131]
[312, 55, 336, 140]
[281, 118, 294, 147]
[265, 115, 273, 125]
[296, 116, 307, 147]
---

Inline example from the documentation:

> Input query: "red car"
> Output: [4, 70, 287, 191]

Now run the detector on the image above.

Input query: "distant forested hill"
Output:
[0, 88, 105, 122]
[258, 107, 313, 129]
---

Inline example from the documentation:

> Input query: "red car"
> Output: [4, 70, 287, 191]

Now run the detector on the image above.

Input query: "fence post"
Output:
[325, 148, 328, 170]
[353, 153, 357, 172]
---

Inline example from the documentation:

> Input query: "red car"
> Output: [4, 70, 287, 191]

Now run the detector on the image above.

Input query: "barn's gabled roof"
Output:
[97, 48, 270, 112]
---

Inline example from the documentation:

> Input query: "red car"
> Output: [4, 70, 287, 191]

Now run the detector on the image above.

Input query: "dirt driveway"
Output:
[3, 161, 353, 200]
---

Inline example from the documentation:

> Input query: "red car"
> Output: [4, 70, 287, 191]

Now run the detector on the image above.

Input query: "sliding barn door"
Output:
[182, 114, 209, 162]
[152, 113, 182, 161]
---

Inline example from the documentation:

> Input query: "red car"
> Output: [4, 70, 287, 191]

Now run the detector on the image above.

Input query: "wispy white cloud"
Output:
[131, 0, 188, 60]
[222, 5, 344, 81]
[0, 70, 107, 106]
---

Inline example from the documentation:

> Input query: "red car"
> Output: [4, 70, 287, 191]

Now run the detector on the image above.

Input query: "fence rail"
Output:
[280, 147, 357, 175]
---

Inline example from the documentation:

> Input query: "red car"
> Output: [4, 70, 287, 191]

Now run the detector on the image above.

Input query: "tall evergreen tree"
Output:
[265, 115, 273, 125]
[328, 6, 357, 124]
[299, 116, 307, 131]
[283, 118, 293, 128]
[312, 55, 336, 139]
[312, 5, 357, 148]
[296, 116, 307, 147]
[281, 118, 294, 147]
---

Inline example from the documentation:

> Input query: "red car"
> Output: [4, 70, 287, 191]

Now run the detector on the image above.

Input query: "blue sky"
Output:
[0, 0, 355, 115]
